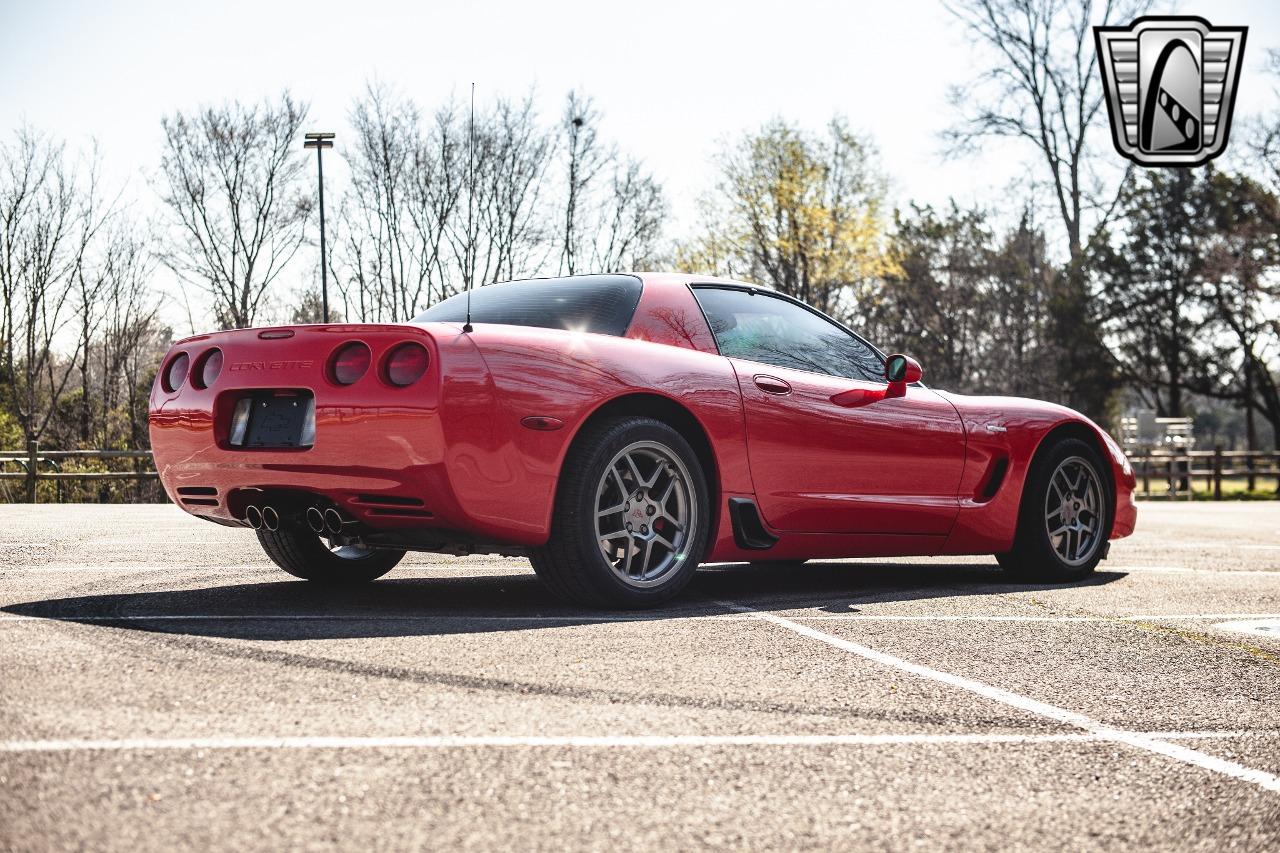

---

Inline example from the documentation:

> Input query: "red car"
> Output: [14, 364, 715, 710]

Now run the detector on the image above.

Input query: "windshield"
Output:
[414, 275, 643, 337]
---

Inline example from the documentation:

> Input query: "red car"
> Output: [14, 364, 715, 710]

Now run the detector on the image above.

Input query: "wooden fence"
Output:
[1127, 449, 1280, 500]
[0, 441, 156, 503]
[2, 442, 1278, 503]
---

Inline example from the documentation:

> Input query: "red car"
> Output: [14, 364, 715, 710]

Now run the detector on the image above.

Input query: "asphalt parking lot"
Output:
[1, 503, 1278, 851]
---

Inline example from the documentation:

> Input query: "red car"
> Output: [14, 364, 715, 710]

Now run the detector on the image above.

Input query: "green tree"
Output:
[1095, 168, 1216, 418]
[677, 118, 891, 319]
[872, 204, 993, 390]
[873, 204, 1057, 397]
[1195, 172, 1280, 450]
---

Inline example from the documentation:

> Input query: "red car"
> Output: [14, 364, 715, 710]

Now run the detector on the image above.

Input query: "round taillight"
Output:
[163, 352, 190, 392]
[330, 342, 371, 385]
[385, 343, 430, 387]
[196, 348, 223, 389]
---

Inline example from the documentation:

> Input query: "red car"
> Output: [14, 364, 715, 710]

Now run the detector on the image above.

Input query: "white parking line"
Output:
[1117, 565, 1280, 576]
[722, 601, 1280, 794]
[0, 614, 662, 624]
[0, 730, 1268, 754]
[1, 564, 529, 574]
[1133, 542, 1280, 551]
[2, 613, 1279, 625]
[788, 613, 1280, 622]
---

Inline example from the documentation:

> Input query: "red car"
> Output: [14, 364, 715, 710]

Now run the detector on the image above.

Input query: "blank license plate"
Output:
[243, 392, 312, 448]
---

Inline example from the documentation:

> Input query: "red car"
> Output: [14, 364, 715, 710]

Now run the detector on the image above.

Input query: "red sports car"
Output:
[149, 273, 1137, 608]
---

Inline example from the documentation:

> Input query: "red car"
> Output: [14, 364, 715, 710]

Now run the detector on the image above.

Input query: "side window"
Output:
[692, 287, 884, 382]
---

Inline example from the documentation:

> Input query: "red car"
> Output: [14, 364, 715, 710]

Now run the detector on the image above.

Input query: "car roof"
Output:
[632, 271, 764, 293]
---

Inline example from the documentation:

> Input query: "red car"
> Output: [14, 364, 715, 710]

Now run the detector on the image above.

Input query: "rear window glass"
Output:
[414, 275, 643, 336]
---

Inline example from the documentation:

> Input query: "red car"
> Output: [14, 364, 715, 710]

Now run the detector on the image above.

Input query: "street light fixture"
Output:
[303, 132, 335, 323]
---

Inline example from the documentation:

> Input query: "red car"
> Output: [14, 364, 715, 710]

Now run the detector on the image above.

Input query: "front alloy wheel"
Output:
[997, 437, 1111, 582]
[1043, 456, 1104, 567]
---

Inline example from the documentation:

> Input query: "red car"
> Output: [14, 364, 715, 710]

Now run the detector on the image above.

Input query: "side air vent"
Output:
[728, 498, 779, 551]
[976, 457, 1010, 502]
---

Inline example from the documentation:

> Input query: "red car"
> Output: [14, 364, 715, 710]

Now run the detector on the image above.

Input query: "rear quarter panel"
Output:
[462, 324, 753, 544]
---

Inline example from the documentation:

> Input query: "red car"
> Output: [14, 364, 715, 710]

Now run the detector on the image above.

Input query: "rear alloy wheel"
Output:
[997, 438, 1110, 582]
[257, 525, 404, 584]
[532, 417, 710, 608]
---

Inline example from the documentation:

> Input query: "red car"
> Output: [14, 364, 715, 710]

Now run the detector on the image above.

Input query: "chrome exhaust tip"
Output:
[305, 506, 326, 534]
[244, 505, 263, 530]
[261, 505, 280, 532]
[323, 507, 347, 535]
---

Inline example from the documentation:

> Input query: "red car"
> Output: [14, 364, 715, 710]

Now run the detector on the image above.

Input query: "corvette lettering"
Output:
[228, 360, 314, 371]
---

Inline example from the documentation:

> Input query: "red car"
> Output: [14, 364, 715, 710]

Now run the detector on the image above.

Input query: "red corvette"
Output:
[149, 273, 1137, 608]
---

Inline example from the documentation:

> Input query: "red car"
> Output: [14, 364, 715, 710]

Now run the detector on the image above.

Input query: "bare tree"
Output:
[342, 84, 457, 321]
[157, 92, 311, 329]
[93, 222, 161, 449]
[593, 157, 667, 272]
[1249, 49, 1280, 194]
[945, 0, 1145, 261]
[944, 0, 1148, 417]
[558, 91, 611, 275]
[0, 130, 107, 444]
[483, 93, 554, 281]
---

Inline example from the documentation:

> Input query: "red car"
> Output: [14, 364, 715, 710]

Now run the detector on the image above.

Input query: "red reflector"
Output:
[385, 343, 430, 387]
[164, 352, 190, 392]
[197, 348, 223, 388]
[331, 342, 371, 385]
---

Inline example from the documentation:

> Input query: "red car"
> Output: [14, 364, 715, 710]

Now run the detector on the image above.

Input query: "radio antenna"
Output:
[463, 82, 475, 333]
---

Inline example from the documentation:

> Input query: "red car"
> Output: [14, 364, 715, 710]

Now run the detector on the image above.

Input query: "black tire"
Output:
[531, 416, 711, 609]
[257, 526, 404, 583]
[997, 437, 1111, 582]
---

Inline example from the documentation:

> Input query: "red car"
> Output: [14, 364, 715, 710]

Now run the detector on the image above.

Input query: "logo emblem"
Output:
[1095, 16, 1247, 167]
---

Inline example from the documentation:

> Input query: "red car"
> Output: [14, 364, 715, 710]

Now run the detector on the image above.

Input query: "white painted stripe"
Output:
[3, 564, 529, 574]
[3, 612, 1280, 626]
[788, 613, 1280, 623]
[0, 614, 679, 623]
[1117, 565, 1280, 576]
[3, 612, 1279, 626]
[723, 602, 1280, 794]
[0, 730, 1265, 754]
[1135, 542, 1280, 551]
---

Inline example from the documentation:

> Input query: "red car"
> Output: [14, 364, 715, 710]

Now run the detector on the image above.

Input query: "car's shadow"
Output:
[4, 561, 1126, 641]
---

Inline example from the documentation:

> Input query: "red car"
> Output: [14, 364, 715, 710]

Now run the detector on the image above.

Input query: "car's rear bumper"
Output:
[148, 323, 555, 547]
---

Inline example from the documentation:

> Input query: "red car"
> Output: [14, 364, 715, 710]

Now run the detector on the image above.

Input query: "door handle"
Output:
[753, 374, 792, 395]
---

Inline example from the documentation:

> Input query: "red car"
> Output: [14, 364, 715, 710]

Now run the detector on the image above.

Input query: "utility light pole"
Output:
[303, 132, 335, 323]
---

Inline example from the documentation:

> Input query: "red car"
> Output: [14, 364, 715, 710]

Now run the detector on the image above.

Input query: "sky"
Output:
[2, 0, 1279, 312]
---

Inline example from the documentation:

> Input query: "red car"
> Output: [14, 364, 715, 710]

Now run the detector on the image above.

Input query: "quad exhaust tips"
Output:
[248, 503, 349, 535]
[244, 504, 280, 532]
